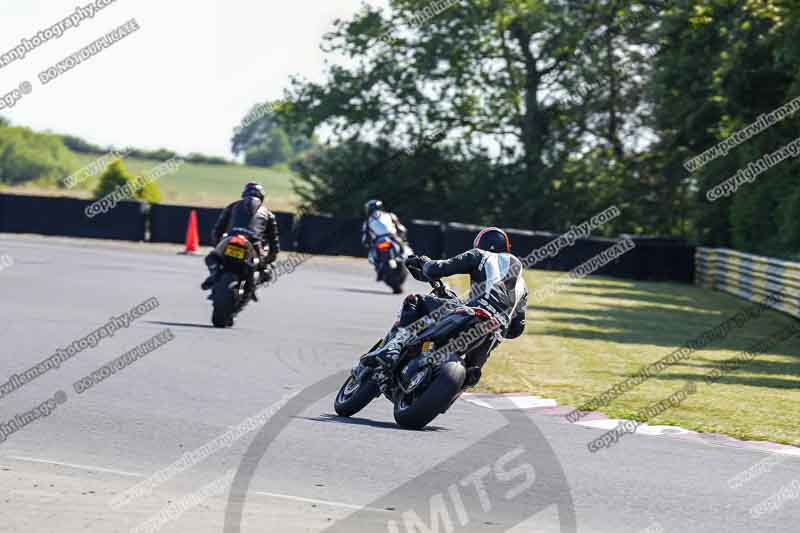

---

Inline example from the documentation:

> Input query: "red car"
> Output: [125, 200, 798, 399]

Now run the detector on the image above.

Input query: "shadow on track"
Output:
[337, 287, 397, 296]
[297, 413, 449, 432]
[144, 320, 217, 329]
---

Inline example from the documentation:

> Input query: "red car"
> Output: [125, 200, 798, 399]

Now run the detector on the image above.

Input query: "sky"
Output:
[0, 0, 388, 158]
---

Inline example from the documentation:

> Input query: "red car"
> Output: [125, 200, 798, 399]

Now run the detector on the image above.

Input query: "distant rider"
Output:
[362, 199, 409, 279]
[201, 182, 280, 300]
[361, 227, 528, 388]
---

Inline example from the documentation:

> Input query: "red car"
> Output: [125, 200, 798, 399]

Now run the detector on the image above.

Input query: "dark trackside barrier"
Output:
[407, 219, 444, 259]
[149, 204, 295, 251]
[442, 222, 483, 258]
[0, 193, 695, 282]
[443, 222, 691, 282]
[149, 205, 224, 247]
[622, 235, 695, 283]
[295, 214, 365, 257]
[0, 193, 146, 241]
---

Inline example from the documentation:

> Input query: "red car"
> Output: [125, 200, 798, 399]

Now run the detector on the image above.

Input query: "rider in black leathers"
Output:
[361, 227, 528, 388]
[201, 182, 280, 296]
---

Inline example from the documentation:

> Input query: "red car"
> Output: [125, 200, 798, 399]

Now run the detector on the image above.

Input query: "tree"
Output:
[649, 0, 799, 254]
[231, 101, 315, 165]
[93, 160, 163, 204]
[276, 0, 800, 254]
[277, 0, 670, 232]
[245, 129, 293, 167]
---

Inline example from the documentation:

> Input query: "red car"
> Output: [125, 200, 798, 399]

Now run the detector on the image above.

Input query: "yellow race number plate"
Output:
[224, 245, 246, 259]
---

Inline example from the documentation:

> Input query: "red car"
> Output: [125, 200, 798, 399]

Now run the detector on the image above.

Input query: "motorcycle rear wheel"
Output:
[212, 273, 237, 328]
[393, 356, 465, 429]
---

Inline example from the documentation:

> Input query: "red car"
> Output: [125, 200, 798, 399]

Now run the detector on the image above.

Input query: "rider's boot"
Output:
[361, 327, 410, 368]
[201, 264, 219, 290]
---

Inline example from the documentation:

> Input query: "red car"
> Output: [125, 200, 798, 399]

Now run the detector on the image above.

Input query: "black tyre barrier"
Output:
[442, 222, 483, 258]
[406, 219, 444, 259]
[149, 204, 224, 247]
[0, 193, 694, 283]
[149, 203, 295, 251]
[622, 235, 695, 283]
[0, 193, 146, 241]
[295, 214, 365, 257]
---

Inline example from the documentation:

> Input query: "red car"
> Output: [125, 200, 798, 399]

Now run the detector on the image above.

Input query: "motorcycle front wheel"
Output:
[334, 374, 380, 417]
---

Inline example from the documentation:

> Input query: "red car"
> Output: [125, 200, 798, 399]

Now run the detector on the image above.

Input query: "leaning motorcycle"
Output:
[371, 235, 409, 294]
[334, 274, 500, 429]
[206, 229, 268, 328]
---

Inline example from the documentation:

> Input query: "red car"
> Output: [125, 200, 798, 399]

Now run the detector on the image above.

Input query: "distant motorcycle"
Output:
[206, 228, 269, 328]
[334, 276, 499, 429]
[371, 235, 410, 294]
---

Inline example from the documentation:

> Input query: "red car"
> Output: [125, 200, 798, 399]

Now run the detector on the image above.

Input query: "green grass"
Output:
[2, 154, 300, 212]
[452, 271, 800, 446]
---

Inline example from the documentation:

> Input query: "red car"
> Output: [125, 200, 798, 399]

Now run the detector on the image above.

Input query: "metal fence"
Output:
[695, 247, 800, 319]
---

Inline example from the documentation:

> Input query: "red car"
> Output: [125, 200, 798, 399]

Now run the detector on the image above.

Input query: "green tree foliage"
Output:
[231, 101, 316, 167]
[94, 160, 131, 198]
[61, 134, 106, 154]
[93, 159, 163, 204]
[245, 129, 293, 167]
[0, 126, 79, 185]
[277, 0, 800, 257]
[291, 137, 501, 222]
[651, 0, 800, 255]
[279, 0, 669, 232]
[185, 152, 230, 165]
[138, 179, 163, 204]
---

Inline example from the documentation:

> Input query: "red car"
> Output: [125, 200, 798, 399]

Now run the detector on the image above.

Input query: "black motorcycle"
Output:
[334, 276, 500, 429]
[206, 229, 269, 328]
[372, 235, 409, 294]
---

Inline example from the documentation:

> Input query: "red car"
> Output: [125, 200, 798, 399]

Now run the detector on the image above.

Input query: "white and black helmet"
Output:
[365, 199, 384, 216]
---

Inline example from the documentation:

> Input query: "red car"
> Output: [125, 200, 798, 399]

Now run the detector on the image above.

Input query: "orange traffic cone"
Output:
[181, 210, 199, 254]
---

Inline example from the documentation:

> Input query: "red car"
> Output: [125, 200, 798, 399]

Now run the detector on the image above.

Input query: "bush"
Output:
[186, 152, 230, 165]
[0, 127, 79, 185]
[93, 160, 163, 204]
[126, 147, 178, 162]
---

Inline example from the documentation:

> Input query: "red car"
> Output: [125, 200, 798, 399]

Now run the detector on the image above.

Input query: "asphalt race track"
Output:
[0, 235, 798, 533]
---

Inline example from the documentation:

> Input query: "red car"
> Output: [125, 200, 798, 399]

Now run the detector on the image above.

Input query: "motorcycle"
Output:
[371, 235, 409, 294]
[334, 276, 500, 429]
[206, 228, 269, 328]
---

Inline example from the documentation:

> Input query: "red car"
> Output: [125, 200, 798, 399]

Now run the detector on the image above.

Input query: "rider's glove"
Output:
[406, 255, 431, 282]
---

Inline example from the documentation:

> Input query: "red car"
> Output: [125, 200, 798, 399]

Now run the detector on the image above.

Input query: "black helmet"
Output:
[365, 199, 383, 216]
[473, 227, 510, 253]
[242, 182, 265, 201]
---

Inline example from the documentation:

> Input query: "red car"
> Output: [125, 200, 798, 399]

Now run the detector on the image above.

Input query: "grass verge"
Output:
[453, 270, 800, 446]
